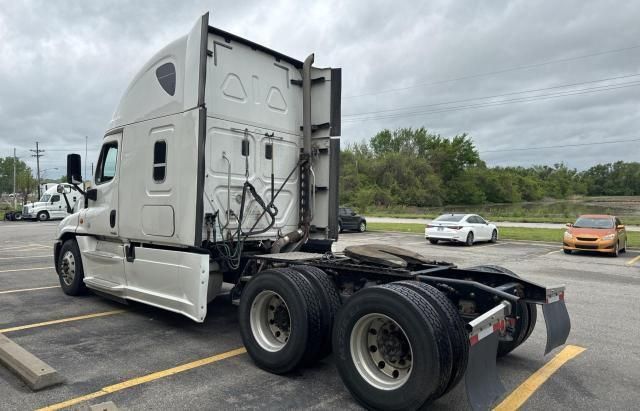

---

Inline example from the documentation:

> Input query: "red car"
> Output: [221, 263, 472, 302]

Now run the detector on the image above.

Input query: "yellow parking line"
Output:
[493, 345, 586, 411]
[0, 285, 59, 294]
[0, 266, 54, 273]
[0, 310, 126, 333]
[37, 347, 247, 411]
[626, 255, 640, 266]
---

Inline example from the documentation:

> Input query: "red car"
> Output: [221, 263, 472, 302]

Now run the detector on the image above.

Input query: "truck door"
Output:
[85, 133, 121, 237]
[79, 133, 126, 289]
[49, 194, 63, 218]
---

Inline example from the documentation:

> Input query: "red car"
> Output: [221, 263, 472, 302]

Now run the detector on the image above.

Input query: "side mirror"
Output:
[617, 224, 625, 230]
[566, 223, 573, 227]
[67, 154, 83, 185]
[351, 212, 357, 216]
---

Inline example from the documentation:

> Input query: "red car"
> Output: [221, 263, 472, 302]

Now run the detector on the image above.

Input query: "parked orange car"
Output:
[563, 214, 627, 256]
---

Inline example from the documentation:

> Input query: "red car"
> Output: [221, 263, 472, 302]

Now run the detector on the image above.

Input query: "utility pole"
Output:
[84, 136, 88, 182]
[30, 142, 44, 198]
[13, 148, 17, 209]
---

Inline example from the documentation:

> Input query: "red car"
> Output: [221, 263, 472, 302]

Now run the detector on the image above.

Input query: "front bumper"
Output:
[563, 238, 615, 252]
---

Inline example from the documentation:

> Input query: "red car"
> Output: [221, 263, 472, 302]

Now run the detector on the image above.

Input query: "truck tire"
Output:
[37, 211, 49, 221]
[238, 268, 323, 374]
[14, 212, 22, 221]
[57, 239, 87, 295]
[332, 283, 452, 410]
[466, 265, 537, 357]
[291, 265, 341, 359]
[395, 281, 468, 395]
[429, 239, 438, 245]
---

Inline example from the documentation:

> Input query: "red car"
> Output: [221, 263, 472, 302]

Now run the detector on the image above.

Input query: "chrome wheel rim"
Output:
[60, 251, 76, 286]
[250, 290, 291, 352]
[492, 231, 497, 241]
[350, 313, 413, 390]
[360, 223, 366, 232]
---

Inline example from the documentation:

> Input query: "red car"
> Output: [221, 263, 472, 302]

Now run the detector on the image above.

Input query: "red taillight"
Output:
[427, 224, 435, 228]
[450, 226, 462, 230]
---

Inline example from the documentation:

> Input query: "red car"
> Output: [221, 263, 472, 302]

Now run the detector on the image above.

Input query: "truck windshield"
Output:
[39, 194, 51, 202]
[573, 217, 614, 229]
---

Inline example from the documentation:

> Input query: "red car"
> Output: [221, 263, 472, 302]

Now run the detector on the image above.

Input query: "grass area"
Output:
[368, 222, 640, 245]
[367, 212, 640, 225]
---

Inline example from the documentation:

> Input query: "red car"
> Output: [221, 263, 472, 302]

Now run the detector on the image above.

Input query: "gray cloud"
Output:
[1, 0, 638, 178]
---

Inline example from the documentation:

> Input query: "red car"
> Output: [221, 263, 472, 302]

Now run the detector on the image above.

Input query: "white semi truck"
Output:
[22, 183, 81, 221]
[54, 13, 571, 410]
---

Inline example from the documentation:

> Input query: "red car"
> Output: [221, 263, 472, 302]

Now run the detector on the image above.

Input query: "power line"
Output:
[479, 138, 640, 154]
[344, 43, 640, 99]
[344, 73, 640, 117]
[29, 142, 44, 198]
[342, 81, 640, 123]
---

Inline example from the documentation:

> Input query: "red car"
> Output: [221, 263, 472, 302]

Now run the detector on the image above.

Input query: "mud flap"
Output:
[465, 332, 505, 411]
[543, 299, 571, 355]
[464, 301, 510, 410]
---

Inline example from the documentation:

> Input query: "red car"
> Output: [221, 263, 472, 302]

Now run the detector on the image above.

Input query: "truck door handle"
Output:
[110, 210, 116, 228]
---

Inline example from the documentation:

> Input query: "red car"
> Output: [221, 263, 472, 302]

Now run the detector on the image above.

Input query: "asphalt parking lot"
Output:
[1, 221, 639, 410]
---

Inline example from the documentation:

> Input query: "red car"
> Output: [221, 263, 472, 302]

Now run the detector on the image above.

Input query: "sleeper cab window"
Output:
[156, 62, 176, 96]
[153, 141, 167, 182]
[96, 142, 118, 184]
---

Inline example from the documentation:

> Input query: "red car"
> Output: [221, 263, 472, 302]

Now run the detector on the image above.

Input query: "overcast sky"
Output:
[1, 0, 639, 178]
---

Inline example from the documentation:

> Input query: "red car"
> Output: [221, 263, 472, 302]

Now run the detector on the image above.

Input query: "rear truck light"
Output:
[465, 301, 510, 410]
[541, 285, 571, 355]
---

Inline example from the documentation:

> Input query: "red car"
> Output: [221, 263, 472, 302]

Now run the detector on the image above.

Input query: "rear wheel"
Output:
[428, 239, 439, 245]
[466, 265, 537, 357]
[57, 239, 87, 295]
[291, 265, 341, 358]
[395, 281, 468, 395]
[333, 284, 452, 410]
[239, 268, 323, 374]
[465, 231, 474, 246]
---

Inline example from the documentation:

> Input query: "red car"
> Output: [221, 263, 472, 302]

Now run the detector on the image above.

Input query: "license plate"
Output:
[438, 227, 444, 231]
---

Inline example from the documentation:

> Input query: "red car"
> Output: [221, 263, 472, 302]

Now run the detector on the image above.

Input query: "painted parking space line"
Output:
[493, 345, 586, 411]
[0, 310, 126, 334]
[0, 266, 54, 274]
[0, 255, 51, 260]
[0, 243, 50, 251]
[0, 285, 59, 294]
[37, 347, 247, 411]
[626, 255, 640, 266]
[544, 249, 562, 255]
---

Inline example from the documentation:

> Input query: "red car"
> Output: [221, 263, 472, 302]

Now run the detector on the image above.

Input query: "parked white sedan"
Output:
[425, 213, 498, 246]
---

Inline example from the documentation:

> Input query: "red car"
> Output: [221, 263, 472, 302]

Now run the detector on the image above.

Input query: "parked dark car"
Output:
[338, 207, 366, 232]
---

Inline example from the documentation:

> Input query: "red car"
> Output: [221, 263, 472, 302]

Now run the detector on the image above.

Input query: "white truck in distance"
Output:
[53, 13, 571, 410]
[23, 183, 80, 221]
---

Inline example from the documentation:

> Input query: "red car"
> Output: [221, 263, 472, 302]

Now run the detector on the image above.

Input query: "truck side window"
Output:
[50, 194, 60, 203]
[96, 142, 118, 184]
[153, 141, 167, 182]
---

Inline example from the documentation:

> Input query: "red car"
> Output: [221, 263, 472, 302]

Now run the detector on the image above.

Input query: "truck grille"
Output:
[22, 206, 28, 214]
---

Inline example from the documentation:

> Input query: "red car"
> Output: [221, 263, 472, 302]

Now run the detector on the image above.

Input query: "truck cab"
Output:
[54, 12, 340, 322]
[23, 184, 80, 221]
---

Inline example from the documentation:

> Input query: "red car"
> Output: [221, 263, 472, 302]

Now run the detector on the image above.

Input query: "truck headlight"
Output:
[602, 233, 615, 241]
[564, 231, 572, 239]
